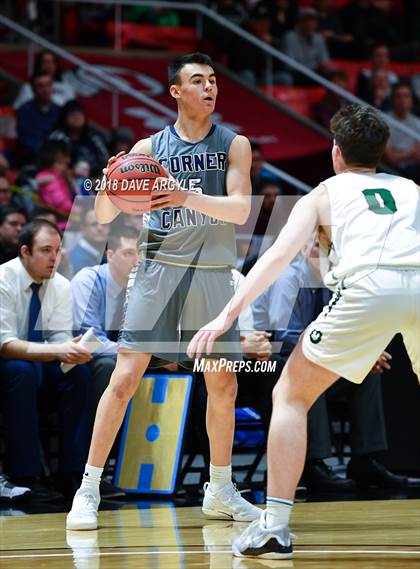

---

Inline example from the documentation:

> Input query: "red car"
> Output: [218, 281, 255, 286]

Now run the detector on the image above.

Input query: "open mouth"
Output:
[204, 96, 213, 102]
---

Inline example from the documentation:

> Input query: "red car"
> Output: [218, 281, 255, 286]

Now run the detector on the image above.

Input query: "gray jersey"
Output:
[138, 124, 237, 267]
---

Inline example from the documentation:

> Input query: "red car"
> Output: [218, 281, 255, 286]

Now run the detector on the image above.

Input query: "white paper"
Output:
[60, 327, 103, 373]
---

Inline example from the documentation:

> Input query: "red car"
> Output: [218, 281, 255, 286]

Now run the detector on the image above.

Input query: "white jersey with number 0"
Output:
[323, 172, 420, 286]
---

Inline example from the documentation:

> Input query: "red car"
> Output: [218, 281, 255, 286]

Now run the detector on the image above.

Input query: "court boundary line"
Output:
[0, 549, 419, 560]
[2, 543, 419, 552]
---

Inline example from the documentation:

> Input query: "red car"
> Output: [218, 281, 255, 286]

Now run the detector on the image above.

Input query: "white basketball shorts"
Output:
[302, 268, 419, 383]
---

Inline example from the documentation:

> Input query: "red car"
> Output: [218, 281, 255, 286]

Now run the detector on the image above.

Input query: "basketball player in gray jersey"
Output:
[67, 53, 261, 530]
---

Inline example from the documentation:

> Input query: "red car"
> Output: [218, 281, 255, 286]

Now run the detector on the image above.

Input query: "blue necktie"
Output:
[28, 283, 44, 342]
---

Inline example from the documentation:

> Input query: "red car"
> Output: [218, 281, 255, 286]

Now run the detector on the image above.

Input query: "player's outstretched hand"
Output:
[102, 151, 126, 177]
[371, 351, 392, 374]
[187, 313, 232, 359]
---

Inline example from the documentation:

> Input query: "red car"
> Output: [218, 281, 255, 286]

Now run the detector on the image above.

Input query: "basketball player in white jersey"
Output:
[187, 104, 420, 559]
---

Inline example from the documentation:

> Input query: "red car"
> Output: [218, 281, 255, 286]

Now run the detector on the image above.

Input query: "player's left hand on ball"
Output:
[187, 313, 232, 359]
[371, 351, 392, 374]
[102, 151, 126, 177]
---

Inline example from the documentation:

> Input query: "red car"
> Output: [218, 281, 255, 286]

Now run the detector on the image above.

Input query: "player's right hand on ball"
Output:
[102, 151, 126, 177]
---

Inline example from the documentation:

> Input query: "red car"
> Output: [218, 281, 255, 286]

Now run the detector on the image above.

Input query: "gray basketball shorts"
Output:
[118, 259, 241, 369]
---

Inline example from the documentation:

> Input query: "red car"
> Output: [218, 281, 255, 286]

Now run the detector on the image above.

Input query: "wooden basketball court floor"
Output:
[0, 499, 418, 568]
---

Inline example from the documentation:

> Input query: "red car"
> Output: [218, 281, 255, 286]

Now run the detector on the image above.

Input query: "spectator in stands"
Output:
[16, 72, 61, 164]
[356, 44, 399, 103]
[252, 239, 408, 490]
[35, 140, 75, 228]
[250, 142, 282, 194]
[282, 7, 333, 86]
[0, 220, 92, 500]
[229, 4, 283, 86]
[384, 82, 420, 183]
[254, 180, 282, 236]
[211, 0, 248, 27]
[31, 205, 59, 226]
[317, 71, 349, 128]
[340, 0, 398, 58]
[108, 127, 135, 157]
[14, 49, 75, 110]
[315, 0, 354, 59]
[0, 171, 13, 208]
[69, 207, 109, 275]
[71, 224, 139, 418]
[49, 100, 108, 178]
[0, 206, 28, 265]
[0, 168, 38, 214]
[412, 74, 420, 117]
[365, 68, 392, 111]
[241, 179, 283, 273]
[258, 0, 298, 40]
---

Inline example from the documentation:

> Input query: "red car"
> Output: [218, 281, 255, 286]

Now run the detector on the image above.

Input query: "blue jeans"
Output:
[0, 359, 92, 478]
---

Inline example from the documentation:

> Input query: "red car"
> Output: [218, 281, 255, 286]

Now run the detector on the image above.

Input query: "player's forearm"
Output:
[183, 192, 251, 225]
[0, 339, 60, 362]
[94, 187, 120, 224]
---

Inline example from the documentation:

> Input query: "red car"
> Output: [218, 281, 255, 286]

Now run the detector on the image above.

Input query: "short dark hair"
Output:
[107, 224, 138, 252]
[168, 52, 213, 86]
[37, 140, 71, 170]
[34, 49, 62, 81]
[391, 81, 413, 99]
[32, 205, 58, 221]
[330, 104, 389, 168]
[0, 206, 27, 226]
[18, 219, 62, 257]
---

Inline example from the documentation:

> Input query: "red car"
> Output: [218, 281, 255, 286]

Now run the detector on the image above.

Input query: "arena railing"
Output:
[0, 12, 311, 195]
[49, 0, 420, 142]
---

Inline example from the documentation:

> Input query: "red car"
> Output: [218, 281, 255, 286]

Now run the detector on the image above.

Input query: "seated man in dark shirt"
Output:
[16, 72, 61, 164]
[0, 206, 28, 265]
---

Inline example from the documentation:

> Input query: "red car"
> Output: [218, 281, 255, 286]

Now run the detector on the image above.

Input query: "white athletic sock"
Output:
[266, 496, 293, 528]
[80, 464, 103, 493]
[209, 463, 232, 492]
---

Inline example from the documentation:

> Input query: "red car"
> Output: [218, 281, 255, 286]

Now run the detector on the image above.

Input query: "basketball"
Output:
[105, 153, 168, 214]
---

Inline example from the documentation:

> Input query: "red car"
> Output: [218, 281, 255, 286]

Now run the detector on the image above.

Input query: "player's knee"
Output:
[208, 379, 238, 403]
[272, 380, 311, 410]
[109, 371, 139, 402]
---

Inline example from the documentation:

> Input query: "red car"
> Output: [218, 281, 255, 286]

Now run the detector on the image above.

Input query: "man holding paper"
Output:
[0, 219, 92, 501]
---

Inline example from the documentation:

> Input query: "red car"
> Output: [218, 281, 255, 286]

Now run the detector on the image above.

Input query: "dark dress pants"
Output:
[0, 359, 92, 478]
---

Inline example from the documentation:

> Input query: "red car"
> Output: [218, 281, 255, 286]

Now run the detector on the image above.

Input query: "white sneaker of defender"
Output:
[232, 510, 295, 559]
